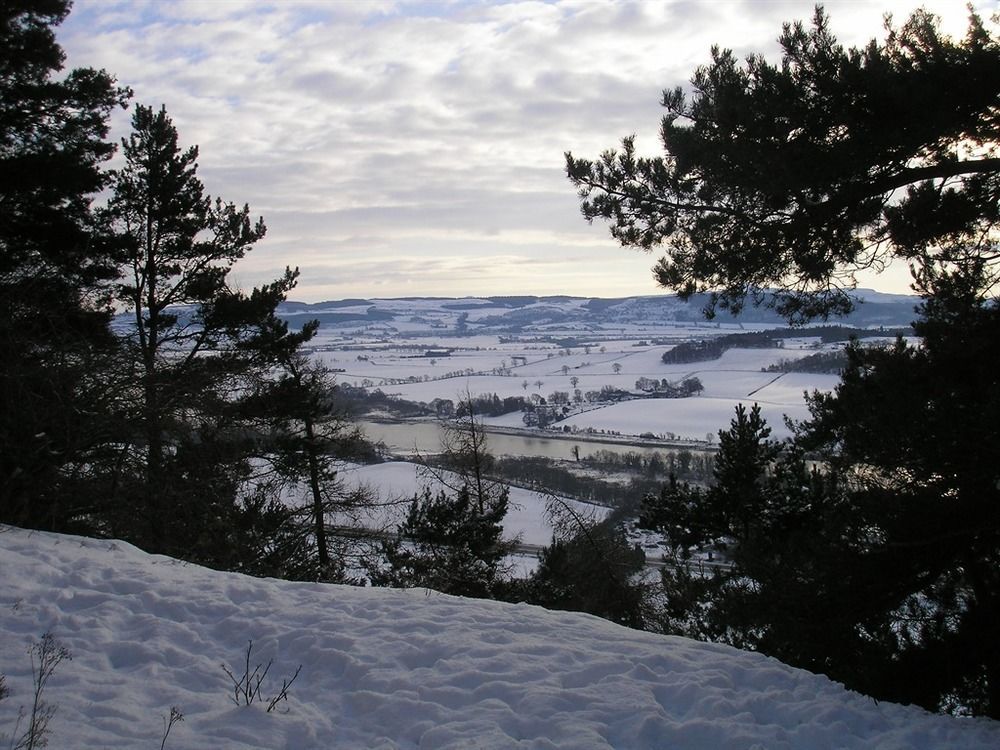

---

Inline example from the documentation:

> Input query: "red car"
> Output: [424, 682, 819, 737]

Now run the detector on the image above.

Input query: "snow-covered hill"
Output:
[2, 526, 996, 749]
[276, 290, 919, 334]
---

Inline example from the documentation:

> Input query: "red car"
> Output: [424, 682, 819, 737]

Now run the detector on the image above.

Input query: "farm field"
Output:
[293, 295, 857, 444]
[275, 294, 911, 563]
[333, 461, 607, 549]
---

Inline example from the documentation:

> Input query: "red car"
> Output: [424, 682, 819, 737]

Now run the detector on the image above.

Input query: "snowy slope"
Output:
[2, 527, 997, 750]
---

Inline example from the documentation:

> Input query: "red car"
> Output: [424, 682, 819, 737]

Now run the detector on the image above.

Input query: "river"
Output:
[359, 420, 709, 461]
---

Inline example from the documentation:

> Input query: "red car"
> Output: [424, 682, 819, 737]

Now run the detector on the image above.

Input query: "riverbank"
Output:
[362, 414, 718, 454]
[481, 423, 718, 452]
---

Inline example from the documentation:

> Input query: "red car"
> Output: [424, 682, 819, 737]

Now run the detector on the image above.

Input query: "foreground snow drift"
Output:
[1, 527, 997, 749]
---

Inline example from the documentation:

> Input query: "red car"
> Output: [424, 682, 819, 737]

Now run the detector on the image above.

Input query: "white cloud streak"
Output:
[59, 0, 992, 301]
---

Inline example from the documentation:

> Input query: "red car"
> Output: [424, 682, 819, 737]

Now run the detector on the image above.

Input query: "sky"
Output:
[57, 0, 992, 303]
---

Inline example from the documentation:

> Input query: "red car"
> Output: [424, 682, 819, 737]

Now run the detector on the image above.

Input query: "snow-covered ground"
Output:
[336, 461, 605, 547]
[1, 526, 996, 749]
[285, 294, 886, 445]
[558, 397, 807, 441]
[321, 338, 841, 443]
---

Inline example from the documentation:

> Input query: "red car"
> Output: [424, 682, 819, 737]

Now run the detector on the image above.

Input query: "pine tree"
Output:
[244, 315, 374, 581]
[105, 103, 299, 560]
[566, 7, 999, 321]
[793, 261, 1000, 715]
[371, 485, 515, 598]
[529, 515, 646, 628]
[430, 396, 505, 514]
[638, 474, 707, 556]
[0, 0, 129, 530]
[708, 403, 780, 542]
[566, 5, 1000, 717]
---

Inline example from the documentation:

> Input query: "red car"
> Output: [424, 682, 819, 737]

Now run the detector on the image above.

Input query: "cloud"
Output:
[60, 0, 992, 301]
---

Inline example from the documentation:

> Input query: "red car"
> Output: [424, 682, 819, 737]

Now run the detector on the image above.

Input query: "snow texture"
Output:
[2, 526, 997, 749]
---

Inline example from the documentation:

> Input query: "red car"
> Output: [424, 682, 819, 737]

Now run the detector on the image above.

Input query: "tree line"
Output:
[661, 325, 912, 364]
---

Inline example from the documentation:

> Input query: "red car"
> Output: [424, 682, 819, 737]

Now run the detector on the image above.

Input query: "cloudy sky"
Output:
[59, 0, 990, 302]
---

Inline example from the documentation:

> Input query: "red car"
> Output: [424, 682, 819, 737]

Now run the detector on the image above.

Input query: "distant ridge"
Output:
[277, 290, 919, 330]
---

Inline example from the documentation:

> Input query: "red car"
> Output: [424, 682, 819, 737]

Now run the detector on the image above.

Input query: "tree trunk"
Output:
[142, 207, 163, 546]
[303, 414, 329, 570]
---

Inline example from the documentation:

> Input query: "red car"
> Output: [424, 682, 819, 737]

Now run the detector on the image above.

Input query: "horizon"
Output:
[276, 285, 919, 305]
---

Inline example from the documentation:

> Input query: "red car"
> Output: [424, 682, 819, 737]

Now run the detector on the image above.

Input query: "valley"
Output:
[278, 292, 918, 570]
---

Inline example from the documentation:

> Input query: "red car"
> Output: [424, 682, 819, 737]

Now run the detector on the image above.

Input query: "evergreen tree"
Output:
[246, 317, 374, 581]
[105, 103, 300, 561]
[640, 404, 778, 553]
[638, 474, 708, 556]
[649, 349, 1000, 715]
[792, 261, 1000, 715]
[566, 5, 1000, 717]
[0, 0, 129, 530]
[649, 409, 853, 660]
[432, 396, 504, 514]
[708, 403, 780, 542]
[529, 514, 646, 628]
[566, 7, 999, 321]
[370, 403, 515, 597]
[371, 484, 515, 598]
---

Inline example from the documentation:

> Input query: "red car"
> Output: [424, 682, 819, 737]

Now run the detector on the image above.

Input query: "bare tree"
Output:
[425, 394, 506, 513]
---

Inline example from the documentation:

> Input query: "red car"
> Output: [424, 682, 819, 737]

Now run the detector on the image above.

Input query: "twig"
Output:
[221, 641, 302, 713]
[265, 665, 302, 714]
[159, 707, 183, 750]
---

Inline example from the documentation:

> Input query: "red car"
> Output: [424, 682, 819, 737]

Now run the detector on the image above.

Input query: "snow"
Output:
[2, 528, 996, 749]
[559, 397, 808, 441]
[321, 335, 843, 444]
[335, 461, 605, 547]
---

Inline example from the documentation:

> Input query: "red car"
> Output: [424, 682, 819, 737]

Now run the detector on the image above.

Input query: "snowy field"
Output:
[558, 397, 807, 441]
[336, 461, 606, 547]
[318, 335, 840, 441]
[1, 526, 996, 750]
[292, 296, 858, 443]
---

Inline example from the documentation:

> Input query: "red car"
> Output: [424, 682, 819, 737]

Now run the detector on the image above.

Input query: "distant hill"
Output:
[276, 289, 920, 332]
